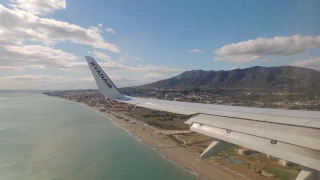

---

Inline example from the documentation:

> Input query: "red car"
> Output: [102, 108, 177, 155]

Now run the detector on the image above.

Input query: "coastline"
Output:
[70, 99, 242, 180]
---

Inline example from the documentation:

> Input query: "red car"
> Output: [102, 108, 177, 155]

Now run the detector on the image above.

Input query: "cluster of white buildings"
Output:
[238, 147, 293, 167]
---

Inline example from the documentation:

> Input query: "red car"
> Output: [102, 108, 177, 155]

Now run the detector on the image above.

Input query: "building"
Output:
[165, 93, 175, 100]
[126, 104, 135, 110]
[238, 148, 253, 155]
[278, 159, 293, 166]
[266, 154, 272, 158]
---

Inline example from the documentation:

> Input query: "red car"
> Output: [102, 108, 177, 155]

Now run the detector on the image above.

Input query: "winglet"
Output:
[85, 56, 123, 100]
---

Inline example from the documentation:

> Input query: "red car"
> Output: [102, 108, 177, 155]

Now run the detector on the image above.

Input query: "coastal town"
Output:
[122, 88, 320, 110]
[46, 87, 320, 110]
[44, 89, 308, 180]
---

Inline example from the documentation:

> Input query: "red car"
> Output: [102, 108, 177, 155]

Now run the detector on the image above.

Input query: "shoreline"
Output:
[69, 99, 242, 180]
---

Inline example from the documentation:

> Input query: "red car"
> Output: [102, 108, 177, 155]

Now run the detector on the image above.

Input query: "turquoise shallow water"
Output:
[0, 93, 199, 180]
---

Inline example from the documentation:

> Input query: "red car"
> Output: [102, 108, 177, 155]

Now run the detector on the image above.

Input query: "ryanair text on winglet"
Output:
[90, 61, 113, 89]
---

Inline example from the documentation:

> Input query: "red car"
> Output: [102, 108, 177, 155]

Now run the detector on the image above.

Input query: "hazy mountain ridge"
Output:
[138, 66, 320, 90]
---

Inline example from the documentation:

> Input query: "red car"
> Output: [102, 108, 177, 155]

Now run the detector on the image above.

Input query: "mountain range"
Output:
[137, 66, 320, 90]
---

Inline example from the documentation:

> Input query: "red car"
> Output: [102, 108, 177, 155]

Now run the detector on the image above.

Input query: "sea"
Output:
[0, 92, 199, 180]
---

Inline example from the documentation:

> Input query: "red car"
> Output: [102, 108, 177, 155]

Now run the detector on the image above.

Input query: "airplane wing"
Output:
[85, 56, 320, 180]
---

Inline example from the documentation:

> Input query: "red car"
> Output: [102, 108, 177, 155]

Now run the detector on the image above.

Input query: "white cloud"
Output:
[214, 35, 320, 63]
[23, 64, 46, 69]
[0, 74, 137, 90]
[0, 2, 147, 73]
[80, 73, 168, 88]
[9, 0, 66, 15]
[0, 75, 72, 81]
[0, 66, 23, 71]
[126, 65, 183, 73]
[106, 28, 115, 34]
[98, 23, 102, 27]
[86, 62, 184, 73]
[0, 4, 119, 52]
[188, 49, 202, 53]
[0, 75, 77, 89]
[0, 44, 78, 70]
[81, 77, 94, 82]
[0, 46, 184, 73]
[88, 50, 111, 61]
[118, 57, 125, 62]
[84, 51, 184, 73]
[289, 57, 320, 70]
[5, 45, 76, 60]
[118, 52, 132, 62]
[109, 75, 137, 82]
[214, 55, 264, 63]
[135, 57, 142, 60]
[0, 2, 184, 89]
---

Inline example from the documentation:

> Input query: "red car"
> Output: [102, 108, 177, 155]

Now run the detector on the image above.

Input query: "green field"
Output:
[129, 109, 190, 130]
[263, 167, 299, 180]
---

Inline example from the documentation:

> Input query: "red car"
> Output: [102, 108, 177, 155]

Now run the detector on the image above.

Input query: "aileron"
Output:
[186, 114, 320, 151]
[190, 122, 320, 171]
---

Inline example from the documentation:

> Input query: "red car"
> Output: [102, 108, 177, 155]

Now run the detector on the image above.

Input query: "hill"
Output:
[138, 66, 320, 90]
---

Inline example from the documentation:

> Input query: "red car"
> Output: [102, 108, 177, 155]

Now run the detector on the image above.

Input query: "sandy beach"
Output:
[73, 100, 244, 180]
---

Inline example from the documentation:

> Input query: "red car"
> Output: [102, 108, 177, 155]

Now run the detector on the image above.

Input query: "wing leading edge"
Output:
[85, 56, 320, 179]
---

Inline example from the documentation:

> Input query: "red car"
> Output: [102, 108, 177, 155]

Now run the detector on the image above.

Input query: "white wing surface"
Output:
[85, 56, 320, 179]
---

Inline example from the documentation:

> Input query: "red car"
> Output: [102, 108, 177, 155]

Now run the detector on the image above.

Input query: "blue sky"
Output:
[0, 0, 319, 89]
